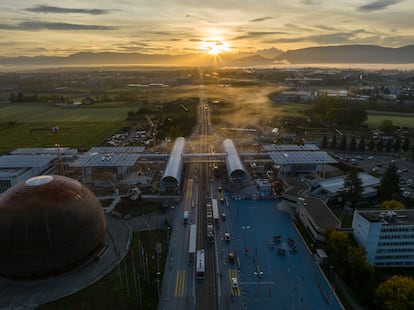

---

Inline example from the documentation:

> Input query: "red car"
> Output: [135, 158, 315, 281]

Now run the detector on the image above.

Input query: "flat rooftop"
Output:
[317, 172, 380, 193]
[0, 155, 56, 168]
[268, 151, 337, 165]
[357, 210, 414, 226]
[70, 153, 140, 167]
[10, 148, 77, 156]
[284, 177, 309, 197]
[302, 196, 341, 230]
[86, 146, 145, 154]
[263, 144, 320, 152]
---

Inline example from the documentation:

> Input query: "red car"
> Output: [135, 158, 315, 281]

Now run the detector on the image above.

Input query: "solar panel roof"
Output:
[87, 146, 145, 154]
[268, 151, 337, 165]
[10, 148, 77, 155]
[0, 155, 56, 168]
[70, 153, 140, 167]
[263, 144, 320, 152]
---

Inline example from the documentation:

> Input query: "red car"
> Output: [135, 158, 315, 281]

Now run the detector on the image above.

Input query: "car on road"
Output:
[228, 252, 235, 264]
[367, 156, 374, 160]
[224, 232, 231, 242]
[231, 277, 238, 288]
[221, 213, 226, 220]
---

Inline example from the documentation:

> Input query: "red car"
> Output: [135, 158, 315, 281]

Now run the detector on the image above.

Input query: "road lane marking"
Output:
[174, 270, 186, 297]
[228, 269, 240, 296]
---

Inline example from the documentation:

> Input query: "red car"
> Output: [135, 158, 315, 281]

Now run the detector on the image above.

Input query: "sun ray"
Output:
[198, 37, 230, 56]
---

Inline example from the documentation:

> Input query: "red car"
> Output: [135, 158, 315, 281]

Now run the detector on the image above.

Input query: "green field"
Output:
[2, 95, 414, 153]
[0, 102, 130, 151]
[0, 102, 134, 122]
[366, 110, 414, 128]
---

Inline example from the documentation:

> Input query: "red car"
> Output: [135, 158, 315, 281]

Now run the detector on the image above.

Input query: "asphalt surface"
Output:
[0, 215, 131, 309]
[225, 199, 343, 310]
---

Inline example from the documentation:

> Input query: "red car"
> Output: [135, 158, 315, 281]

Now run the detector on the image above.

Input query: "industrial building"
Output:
[263, 144, 337, 178]
[223, 139, 246, 183]
[0, 147, 79, 193]
[310, 172, 381, 202]
[353, 210, 414, 267]
[0, 154, 56, 193]
[281, 178, 341, 241]
[161, 137, 185, 193]
[69, 146, 144, 187]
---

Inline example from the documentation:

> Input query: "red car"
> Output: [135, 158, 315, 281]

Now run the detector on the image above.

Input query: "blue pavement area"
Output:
[227, 199, 342, 310]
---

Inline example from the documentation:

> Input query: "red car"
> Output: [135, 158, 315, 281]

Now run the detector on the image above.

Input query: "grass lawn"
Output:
[0, 121, 125, 152]
[367, 110, 414, 128]
[0, 102, 133, 122]
[0, 102, 134, 151]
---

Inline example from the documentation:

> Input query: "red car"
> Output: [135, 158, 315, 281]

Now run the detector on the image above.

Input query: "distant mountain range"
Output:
[274, 45, 414, 64]
[0, 45, 413, 68]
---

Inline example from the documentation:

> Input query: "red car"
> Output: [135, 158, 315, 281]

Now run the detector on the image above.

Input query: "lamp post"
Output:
[242, 225, 250, 255]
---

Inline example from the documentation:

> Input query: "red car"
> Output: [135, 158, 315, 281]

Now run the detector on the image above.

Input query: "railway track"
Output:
[196, 93, 218, 310]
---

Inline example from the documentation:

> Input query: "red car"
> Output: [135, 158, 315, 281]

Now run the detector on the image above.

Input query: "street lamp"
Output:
[242, 226, 250, 255]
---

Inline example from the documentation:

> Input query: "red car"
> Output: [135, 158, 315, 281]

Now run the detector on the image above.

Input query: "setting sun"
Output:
[199, 38, 230, 55]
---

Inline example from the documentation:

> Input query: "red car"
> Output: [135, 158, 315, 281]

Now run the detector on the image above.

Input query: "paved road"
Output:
[158, 177, 197, 310]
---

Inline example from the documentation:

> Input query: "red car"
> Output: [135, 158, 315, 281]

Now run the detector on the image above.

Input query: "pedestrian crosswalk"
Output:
[174, 270, 186, 297]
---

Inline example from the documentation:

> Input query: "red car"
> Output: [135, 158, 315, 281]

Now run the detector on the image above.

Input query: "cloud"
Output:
[232, 31, 287, 40]
[185, 14, 216, 24]
[25, 5, 110, 15]
[299, 0, 322, 4]
[358, 0, 404, 11]
[284, 23, 313, 32]
[313, 25, 339, 31]
[249, 17, 273, 22]
[0, 21, 115, 31]
[0, 24, 18, 30]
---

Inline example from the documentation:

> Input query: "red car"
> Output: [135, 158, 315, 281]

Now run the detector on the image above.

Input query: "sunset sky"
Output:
[0, 0, 413, 57]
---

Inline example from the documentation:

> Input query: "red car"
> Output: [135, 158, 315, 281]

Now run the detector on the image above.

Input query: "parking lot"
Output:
[226, 199, 342, 310]
[333, 152, 414, 199]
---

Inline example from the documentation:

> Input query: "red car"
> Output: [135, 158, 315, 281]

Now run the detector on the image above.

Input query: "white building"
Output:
[353, 210, 414, 267]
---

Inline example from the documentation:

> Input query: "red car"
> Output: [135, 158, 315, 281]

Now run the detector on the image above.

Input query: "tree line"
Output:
[326, 230, 414, 309]
[321, 134, 411, 154]
[305, 97, 367, 127]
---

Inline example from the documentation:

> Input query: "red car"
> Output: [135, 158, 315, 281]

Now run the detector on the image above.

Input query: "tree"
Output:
[339, 135, 347, 150]
[358, 137, 366, 153]
[347, 246, 375, 301]
[330, 134, 337, 149]
[343, 170, 363, 206]
[376, 137, 384, 153]
[368, 137, 375, 152]
[321, 135, 328, 148]
[375, 276, 414, 310]
[402, 137, 410, 153]
[349, 136, 357, 151]
[379, 119, 395, 135]
[379, 163, 401, 200]
[385, 138, 393, 153]
[381, 200, 404, 210]
[394, 137, 401, 153]
[325, 230, 351, 276]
